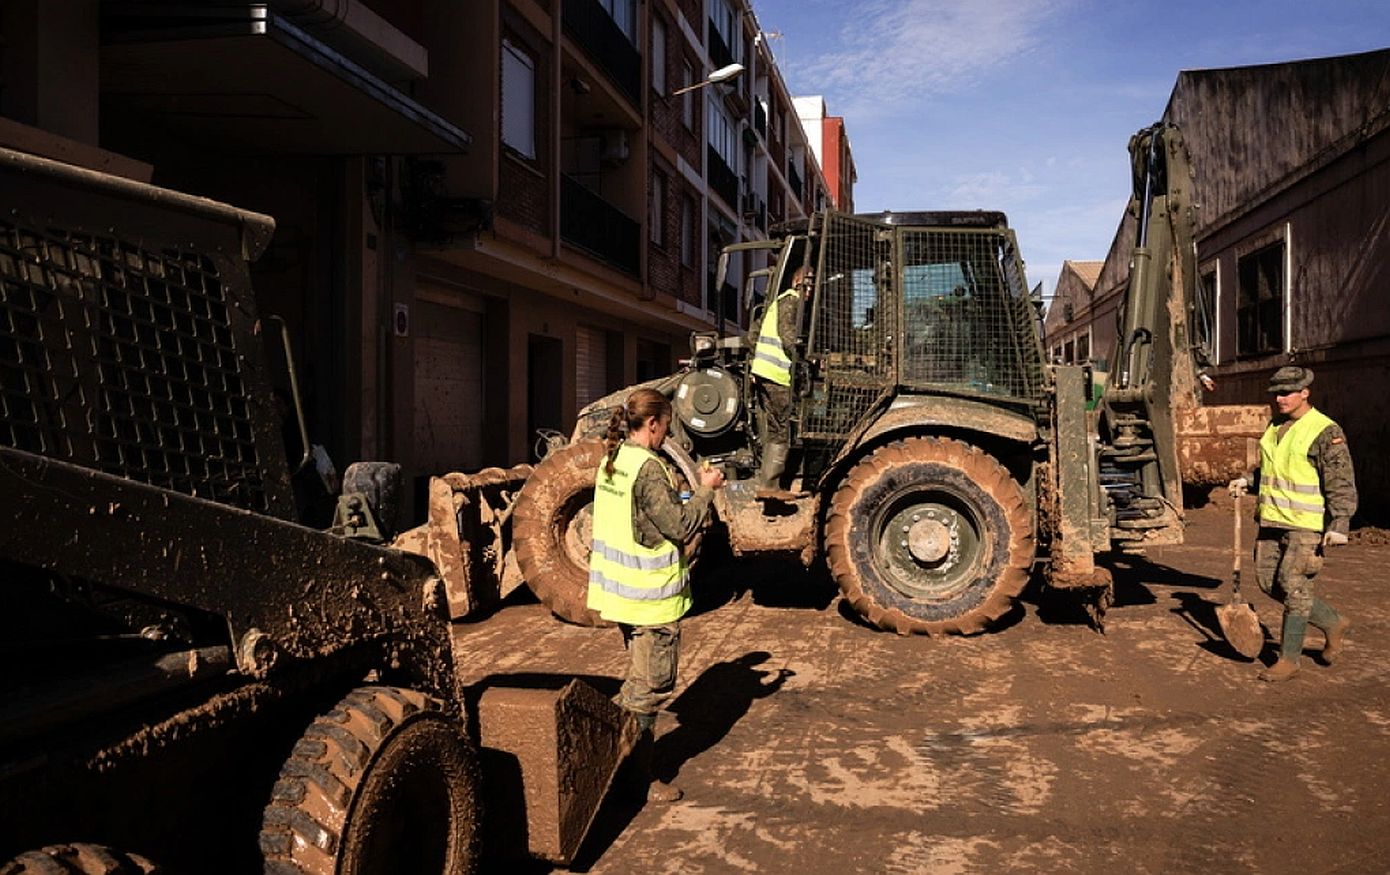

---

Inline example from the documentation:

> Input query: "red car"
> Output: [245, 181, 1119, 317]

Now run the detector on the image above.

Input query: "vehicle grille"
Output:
[0, 220, 272, 512]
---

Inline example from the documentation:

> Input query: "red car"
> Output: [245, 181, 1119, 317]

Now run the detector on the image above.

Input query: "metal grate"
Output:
[800, 213, 894, 439]
[0, 219, 271, 512]
[897, 227, 1045, 401]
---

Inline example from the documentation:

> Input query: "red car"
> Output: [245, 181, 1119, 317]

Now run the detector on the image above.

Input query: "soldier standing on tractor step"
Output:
[750, 264, 811, 500]
[588, 388, 725, 801]
[1232, 366, 1356, 683]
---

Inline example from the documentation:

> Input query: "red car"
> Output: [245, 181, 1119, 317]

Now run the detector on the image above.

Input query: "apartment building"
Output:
[0, 0, 848, 521]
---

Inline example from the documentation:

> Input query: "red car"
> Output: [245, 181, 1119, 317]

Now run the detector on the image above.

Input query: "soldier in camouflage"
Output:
[1232, 366, 1357, 682]
[589, 388, 724, 801]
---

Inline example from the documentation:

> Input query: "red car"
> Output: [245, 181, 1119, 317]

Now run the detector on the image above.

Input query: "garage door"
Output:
[414, 295, 484, 474]
[575, 325, 610, 409]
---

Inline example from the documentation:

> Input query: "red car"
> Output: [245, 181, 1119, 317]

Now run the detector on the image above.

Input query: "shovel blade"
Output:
[1216, 601, 1264, 659]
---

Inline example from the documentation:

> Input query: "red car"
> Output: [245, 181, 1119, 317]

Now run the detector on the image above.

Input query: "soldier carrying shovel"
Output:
[1229, 366, 1357, 682]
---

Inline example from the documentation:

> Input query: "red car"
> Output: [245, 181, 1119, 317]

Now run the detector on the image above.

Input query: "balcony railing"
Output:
[707, 146, 738, 210]
[564, 0, 641, 106]
[561, 173, 639, 276]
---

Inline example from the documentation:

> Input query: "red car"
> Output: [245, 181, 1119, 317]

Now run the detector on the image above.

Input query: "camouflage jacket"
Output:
[1255, 416, 1358, 535]
[777, 290, 801, 360]
[630, 444, 715, 549]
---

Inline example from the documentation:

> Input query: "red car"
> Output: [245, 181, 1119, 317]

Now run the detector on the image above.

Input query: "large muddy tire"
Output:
[0, 845, 159, 874]
[826, 437, 1033, 635]
[260, 686, 481, 875]
[512, 439, 608, 625]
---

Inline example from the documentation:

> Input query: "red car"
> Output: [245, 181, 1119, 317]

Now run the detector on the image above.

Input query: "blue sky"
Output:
[748, 0, 1390, 298]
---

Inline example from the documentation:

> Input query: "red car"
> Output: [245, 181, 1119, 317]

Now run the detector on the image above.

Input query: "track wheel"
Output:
[0, 845, 158, 874]
[511, 439, 608, 625]
[260, 686, 480, 875]
[826, 437, 1033, 635]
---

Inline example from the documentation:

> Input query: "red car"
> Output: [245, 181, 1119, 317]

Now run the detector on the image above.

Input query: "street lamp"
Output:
[669, 62, 745, 96]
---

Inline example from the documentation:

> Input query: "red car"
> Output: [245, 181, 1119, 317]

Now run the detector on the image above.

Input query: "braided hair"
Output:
[603, 388, 672, 477]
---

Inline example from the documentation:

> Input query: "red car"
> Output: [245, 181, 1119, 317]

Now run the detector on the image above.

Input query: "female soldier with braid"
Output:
[587, 388, 724, 802]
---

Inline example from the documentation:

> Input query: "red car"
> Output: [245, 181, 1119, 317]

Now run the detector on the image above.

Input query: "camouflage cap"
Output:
[1267, 365, 1314, 394]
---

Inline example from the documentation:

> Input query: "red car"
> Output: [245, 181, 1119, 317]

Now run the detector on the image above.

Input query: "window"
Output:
[1197, 266, 1218, 363]
[1076, 332, 1090, 363]
[650, 173, 665, 246]
[501, 39, 535, 159]
[680, 195, 695, 267]
[599, 0, 636, 43]
[1237, 240, 1285, 357]
[682, 62, 695, 129]
[707, 96, 736, 167]
[651, 16, 666, 96]
[709, 0, 740, 62]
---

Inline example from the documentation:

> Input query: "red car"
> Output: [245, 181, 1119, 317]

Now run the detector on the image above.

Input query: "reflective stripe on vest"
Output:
[1257, 407, 1333, 532]
[586, 443, 691, 624]
[749, 289, 798, 386]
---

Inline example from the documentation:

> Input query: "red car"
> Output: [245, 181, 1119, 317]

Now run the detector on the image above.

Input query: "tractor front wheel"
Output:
[825, 437, 1033, 635]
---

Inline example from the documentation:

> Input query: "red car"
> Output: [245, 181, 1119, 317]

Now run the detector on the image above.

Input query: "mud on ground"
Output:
[454, 502, 1390, 874]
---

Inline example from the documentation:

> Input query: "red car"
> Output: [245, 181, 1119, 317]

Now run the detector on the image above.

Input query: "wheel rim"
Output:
[868, 482, 988, 601]
[559, 495, 594, 572]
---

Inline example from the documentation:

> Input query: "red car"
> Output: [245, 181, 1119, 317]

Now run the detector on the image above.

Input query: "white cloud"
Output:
[788, 0, 1073, 118]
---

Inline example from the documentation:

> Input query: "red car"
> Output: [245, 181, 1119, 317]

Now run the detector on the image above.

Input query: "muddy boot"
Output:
[753, 442, 795, 501]
[1316, 610, 1352, 666]
[631, 712, 682, 803]
[1259, 611, 1307, 683]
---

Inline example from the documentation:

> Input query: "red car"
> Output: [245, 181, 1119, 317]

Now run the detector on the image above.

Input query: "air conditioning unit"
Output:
[599, 129, 630, 167]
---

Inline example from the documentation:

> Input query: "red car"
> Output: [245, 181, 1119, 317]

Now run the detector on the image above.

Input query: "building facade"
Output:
[1046, 49, 1390, 512]
[794, 95, 856, 211]
[1042, 260, 1103, 364]
[1, 0, 849, 522]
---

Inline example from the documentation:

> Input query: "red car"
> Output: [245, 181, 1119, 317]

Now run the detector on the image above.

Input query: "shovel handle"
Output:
[1231, 492, 1243, 596]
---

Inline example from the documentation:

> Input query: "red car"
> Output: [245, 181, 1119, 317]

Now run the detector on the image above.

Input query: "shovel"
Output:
[1216, 484, 1263, 658]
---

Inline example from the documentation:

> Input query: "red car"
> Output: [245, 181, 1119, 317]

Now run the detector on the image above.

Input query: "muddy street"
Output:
[455, 499, 1390, 874]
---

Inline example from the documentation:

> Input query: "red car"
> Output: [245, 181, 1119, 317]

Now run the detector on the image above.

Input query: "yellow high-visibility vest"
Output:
[750, 288, 799, 386]
[1257, 407, 1334, 531]
[587, 443, 691, 625]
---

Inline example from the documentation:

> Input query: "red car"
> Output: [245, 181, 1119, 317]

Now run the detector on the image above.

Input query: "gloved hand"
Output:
[1322, 530, 1348, 548]
[1227, 477, 1249, 497]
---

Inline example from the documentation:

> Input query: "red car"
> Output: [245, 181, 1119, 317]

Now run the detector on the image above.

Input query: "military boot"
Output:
[754, 442, 797, 501]
[631, 712, 682, 803]
[1259, 611, 1307, 682]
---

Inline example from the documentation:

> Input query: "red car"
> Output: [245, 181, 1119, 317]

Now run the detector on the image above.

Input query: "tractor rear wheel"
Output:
[512, 439, 608, 626]
[826, 437, 1033, 635]
[260, 686, 481, 875]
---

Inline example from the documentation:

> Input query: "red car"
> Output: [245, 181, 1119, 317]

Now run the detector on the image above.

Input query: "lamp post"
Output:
[669, 62, 745, 96]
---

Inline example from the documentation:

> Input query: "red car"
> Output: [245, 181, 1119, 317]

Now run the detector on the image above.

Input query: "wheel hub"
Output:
[906, 517, 951, 563]
[878, 500, 977, 600]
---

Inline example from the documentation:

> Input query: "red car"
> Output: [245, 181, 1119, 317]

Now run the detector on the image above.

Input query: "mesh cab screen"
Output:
[1, 220, 273, 513]
[897, 227, 1044, 402]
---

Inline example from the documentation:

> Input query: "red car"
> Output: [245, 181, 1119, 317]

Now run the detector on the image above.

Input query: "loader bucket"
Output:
[392, 465, 532, 619]
[477, 679, 641, 865]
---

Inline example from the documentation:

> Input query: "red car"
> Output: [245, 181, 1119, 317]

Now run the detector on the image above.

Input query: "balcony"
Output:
[564, 0, 641, 106]
[707, 146, 738, 211]
[787, 162, 803, 203]
[754, 101, 767, 140]
[707, 21, 734, 71]
[561, 174, 639, 276]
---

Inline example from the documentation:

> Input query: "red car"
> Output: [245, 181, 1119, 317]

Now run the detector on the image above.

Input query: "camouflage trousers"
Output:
[755, 378, 792, 445]
[617, 622, 681, 715]
[1254, 527, 1335, 624]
